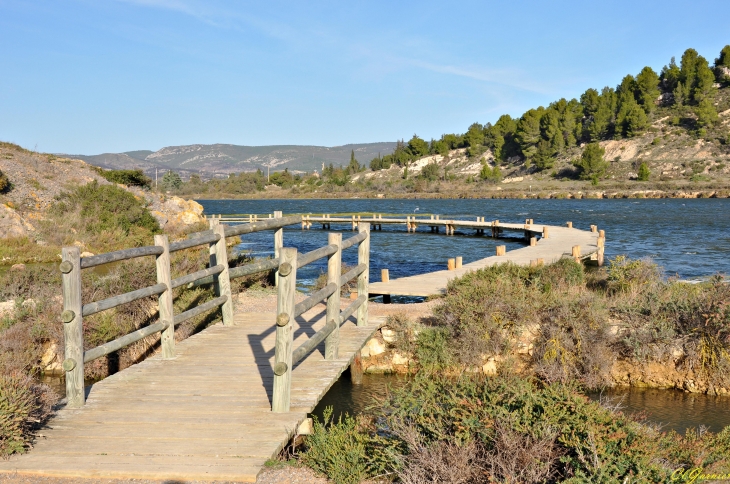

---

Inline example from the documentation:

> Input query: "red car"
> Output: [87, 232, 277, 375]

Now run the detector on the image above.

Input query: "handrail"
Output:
[291, 318, 337, 366]
[340, 263, 366, 287]
[224, 214, 302, 237]
[191, 259, 280, 287]
[81, 246, 163, 269]
[171, 265, 224, 289]
[84, 321, 168, 363]
[297, 243, 337, 269]
[293, 282, 338, 318]
[340, 294, 366, 323]
[230, 258, 280, 280]
[169, 232, 220, 253]
[272, 222, 371, 413]
[341, 231, 367, 250]
[82, 283, 168, 317]
[174, 295, 228, 326]
[59, 213, 370, 411]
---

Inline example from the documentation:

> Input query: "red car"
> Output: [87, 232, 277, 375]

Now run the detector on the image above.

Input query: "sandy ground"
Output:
[0, 290, 433, 484]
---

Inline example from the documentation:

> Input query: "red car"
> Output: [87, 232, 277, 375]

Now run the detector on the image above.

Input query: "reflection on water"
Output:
[311, 372, 409, 421]
[313, 373, 730, 434]
[588, 386, 730, 434]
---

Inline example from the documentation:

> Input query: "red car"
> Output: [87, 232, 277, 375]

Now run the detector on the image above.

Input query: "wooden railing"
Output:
[271, 223, 370, 413]
[59, 211, 301, 408]
[59, 211, 371, 413]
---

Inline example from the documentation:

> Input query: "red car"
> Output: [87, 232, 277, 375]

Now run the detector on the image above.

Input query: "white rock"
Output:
[0, 300, 15, 317]
[366, 338, 386, 356]
[360, 346, 371, 358]
[381, 328, 397, 343]
[482, 359, 497, 375]
[392, 353, 409, 365]
[80, 251, 95, 258]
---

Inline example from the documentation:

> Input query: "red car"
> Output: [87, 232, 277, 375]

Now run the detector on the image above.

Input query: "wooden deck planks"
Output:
[369, 224, 600, 297]
[0, 307, 383, 482]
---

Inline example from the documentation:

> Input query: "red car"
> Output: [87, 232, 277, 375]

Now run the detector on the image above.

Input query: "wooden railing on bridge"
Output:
[59, 211, 370, 413]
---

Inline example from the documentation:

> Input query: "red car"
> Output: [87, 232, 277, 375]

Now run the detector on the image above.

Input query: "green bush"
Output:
[0, 373, 56, 456]
[98, 169, 151, 188]
[300, 376, 730, 483]
[0, 170, 9, 192]
[301, 407, 398, 484]
[49, 181, 160, 237]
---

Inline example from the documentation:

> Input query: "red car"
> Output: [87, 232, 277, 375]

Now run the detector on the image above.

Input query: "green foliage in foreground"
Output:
[302, 375, 730, 484]
[573, 142, 608, 183]
[0, 373, 56, 456]
[0, 170, 9, 193]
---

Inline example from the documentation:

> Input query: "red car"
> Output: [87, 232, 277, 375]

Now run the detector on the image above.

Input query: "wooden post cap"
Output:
[599, 229, 605, 237]
[62, 358, 76, 372]
[530, 237, 537, 247]
[273, 362, 288, 376]
[61, 310, 75, 323]
[276, 313, 290, 327]
[455, 256, 463, 268]
[447, 258, 455, 270]
[566, 221, 572, 228]
[59, 261, 74, 274]
[279, 262, 292, 277]
[381, 268, 390, 283]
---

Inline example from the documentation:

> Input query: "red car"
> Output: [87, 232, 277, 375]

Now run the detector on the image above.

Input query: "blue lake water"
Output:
[198, 198, 730, 280]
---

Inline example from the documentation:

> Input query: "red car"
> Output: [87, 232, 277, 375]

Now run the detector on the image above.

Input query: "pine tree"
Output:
[635, 67, 660, 112]
[516, 108, 543, 165]
[161, 171, 182, 190]
[574, 143, 608, 181]
[637, 162, 650, 181]
[695, 98, 719, 128]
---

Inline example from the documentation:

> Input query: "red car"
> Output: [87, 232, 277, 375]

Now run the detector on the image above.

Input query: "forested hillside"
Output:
[133, 45, 730, 199]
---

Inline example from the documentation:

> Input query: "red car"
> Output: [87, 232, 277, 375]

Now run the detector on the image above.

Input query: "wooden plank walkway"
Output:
[369, 224, 600, 297]
[1, 306, 383, 482]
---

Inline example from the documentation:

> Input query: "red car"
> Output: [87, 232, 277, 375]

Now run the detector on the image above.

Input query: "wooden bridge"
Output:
[1, 214, 379, 482]
[1, 212, 605, 482]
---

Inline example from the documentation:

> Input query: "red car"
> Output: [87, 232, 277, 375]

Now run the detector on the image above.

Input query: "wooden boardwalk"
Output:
[1, 307, 382, 482]
[369, 224, 601, 297]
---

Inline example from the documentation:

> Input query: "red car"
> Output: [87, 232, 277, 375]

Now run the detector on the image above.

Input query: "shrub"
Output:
[637, 162, 651, 181]
[301, 407, 398, 484]
[48, 181, 159, 241]
[0, 170, 9, 192]
[384, 375, 671, 483]
[0, 373, 56, 457]
[98, 169, 152, 188]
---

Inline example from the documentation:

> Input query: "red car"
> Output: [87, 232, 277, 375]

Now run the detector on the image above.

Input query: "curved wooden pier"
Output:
[369, 222, 602, 298]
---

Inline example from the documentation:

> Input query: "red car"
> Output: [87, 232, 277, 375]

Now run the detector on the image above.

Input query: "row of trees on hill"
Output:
[370, 45, 730, 173]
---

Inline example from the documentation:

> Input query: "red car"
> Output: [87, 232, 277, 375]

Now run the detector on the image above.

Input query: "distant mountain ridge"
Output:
[65, 142, 397, 179]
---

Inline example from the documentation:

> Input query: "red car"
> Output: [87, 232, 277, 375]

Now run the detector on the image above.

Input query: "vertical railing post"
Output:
[154, 234, 175, 359]
[60, 247, 84, 407]
[357, 223, 370, 327]
[325, 233, 342, 359]
[209, 220, 234, 326]
[273, 247, 297, 413]
[274, 210, 283, 287]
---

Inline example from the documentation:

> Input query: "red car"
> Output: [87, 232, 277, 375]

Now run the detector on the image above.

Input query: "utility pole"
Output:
[156, 168, 158, 189]
[267, 165, 270, 183]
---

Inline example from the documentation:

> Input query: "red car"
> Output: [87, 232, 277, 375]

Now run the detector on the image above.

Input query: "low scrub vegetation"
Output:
[0, 373, 56, 457]
[301, 375, 730, 483]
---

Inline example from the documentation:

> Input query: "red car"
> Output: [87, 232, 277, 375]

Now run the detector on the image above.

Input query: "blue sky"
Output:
[1, 0, 728, 154]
